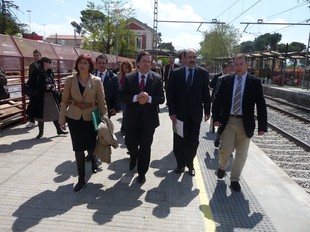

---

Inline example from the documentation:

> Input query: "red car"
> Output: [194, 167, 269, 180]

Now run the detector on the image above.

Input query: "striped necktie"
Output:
[140, 75, 145, 91]
[232, 76, 242, 115]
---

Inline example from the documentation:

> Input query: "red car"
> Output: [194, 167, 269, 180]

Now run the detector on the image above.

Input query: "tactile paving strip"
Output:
[197, 122, 277, 231]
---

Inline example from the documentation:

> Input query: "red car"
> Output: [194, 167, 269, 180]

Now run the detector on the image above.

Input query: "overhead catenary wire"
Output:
[229, 0, 262, 24]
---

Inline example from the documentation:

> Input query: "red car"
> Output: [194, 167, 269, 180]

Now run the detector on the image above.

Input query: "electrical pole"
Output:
[26, 10, 32, 33]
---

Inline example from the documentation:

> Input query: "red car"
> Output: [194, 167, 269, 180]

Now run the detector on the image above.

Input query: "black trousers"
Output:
[125, 125, 155, 177]
[173, 119, 200, 169]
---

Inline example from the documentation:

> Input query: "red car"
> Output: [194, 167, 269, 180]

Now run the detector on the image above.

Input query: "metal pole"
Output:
[74, 29, 77, 48]
[281, 43, 288, 86]
[116, 22, 118, 64]
[302, 31, 310, 90]
[26, 10, 32, 33]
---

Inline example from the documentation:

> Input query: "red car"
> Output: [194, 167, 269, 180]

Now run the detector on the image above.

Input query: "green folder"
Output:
[92, 108, 100, 131]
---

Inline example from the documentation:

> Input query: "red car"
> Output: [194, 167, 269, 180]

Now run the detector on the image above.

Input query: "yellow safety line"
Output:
[194, 158, 216, 232]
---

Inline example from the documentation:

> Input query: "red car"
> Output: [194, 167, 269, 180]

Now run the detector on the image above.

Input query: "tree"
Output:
[0, 0, 21, 35]
[74, 1, 136, 56]
[199, 24, 240, 67]
[239, 41, 254, 53]
[158, 42, 174, 53]
[253, 33, 282, 51]
[277, 42, 306, 53]
[71, 21, 86, 35]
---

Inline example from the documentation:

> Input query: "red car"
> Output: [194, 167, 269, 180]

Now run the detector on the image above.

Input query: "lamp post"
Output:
[43, 24, 46, 38]
[26, 10, 32, 33]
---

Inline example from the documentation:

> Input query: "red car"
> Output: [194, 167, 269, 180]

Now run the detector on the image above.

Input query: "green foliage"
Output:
[199, 24, 240, 66]
[75, 0, 135, 56]
[240, 41, 254, 53]
[0, 0, 22, 35]
[277, 42, 306, 53]
[158, 42, 174, 53]
[253, 33, 282, 51]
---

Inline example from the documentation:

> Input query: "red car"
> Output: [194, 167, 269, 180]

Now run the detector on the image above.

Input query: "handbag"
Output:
[0, 86, 10, 100]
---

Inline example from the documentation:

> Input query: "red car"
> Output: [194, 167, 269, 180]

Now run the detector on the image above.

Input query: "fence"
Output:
[0, 34, 134, 129]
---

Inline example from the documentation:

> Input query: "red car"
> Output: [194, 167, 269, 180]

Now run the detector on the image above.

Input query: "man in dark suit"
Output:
[167, 48, 211, 177]
[209, 63, 230, 92]
[26, 49, 42, 128]
[163, 55, 180, 92]
[212, 53, 267, 192]
[120, 51, 165, 184]
[94, 54, 120, 118]
[209, 62, 231, 144]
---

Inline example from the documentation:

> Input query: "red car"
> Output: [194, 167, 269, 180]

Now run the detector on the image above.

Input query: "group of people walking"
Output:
[25, 48, 267, 193]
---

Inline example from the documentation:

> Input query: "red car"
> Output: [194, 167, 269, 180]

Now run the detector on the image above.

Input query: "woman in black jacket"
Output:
[26, 57, 68, 139]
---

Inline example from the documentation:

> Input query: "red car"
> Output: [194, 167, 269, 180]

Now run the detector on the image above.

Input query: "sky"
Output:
[13, 0, 310, 51]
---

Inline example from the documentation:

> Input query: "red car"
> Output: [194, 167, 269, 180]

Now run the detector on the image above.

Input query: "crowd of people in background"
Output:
[21, 48, 266, 192]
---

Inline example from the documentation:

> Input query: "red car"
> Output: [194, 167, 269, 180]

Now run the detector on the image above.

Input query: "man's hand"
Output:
[137, 91, 149, 105]
[170, 114, 177, 124]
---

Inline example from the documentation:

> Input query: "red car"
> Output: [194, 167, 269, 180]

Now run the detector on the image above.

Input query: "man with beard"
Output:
[167, 48, 211, 176]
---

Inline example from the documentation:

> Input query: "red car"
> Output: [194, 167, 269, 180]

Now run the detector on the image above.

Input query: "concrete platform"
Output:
[0, 103, 310, 231]
[263, 84, 310, 107]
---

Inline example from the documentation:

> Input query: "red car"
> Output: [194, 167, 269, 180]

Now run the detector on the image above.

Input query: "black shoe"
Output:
[174, 167, 185, 174]
[230, 181, 241, 192]
[36, 132, 43, 139]
[74, 179, 85, 192]
[217, 168, 225, 179]
[137, 175, 146, 184]
[57, 130, 68, 135]
[188, 168, 195, 176]
[129, 159, 136, 171]
[214, 138, 220, 147]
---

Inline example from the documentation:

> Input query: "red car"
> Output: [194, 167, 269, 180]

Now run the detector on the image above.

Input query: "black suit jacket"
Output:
[120, 70, 165, 130]
[167, 66, 211, 124]
[212, 73, 267, 138]
[94, 70, 120, 112]
[209, 72, 223, 90]
[163, 63, 180, 82]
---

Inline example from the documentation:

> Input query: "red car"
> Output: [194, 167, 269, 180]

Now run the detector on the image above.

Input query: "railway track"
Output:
[252, 96, 310, 194]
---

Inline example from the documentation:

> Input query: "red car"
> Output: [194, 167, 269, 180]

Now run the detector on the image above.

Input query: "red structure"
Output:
[0, 34, 134, 129]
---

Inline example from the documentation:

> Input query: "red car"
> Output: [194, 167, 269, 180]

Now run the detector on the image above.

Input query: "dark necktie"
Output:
[187, 69, 193, 94]
[98, 72, 103, 82]
[168, 64, 173, 80]
[140, 75, 145, 91]
[233, 76, 242, 115]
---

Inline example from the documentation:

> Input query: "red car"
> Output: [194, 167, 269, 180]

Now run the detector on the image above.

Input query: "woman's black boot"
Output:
[74, 151, 85, 192]
[88, 150, 98, 173]
[53, 120, 68, 135]
[36, 122, 44, 139]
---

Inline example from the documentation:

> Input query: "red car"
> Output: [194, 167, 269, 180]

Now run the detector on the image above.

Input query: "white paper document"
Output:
[173, 119, 184, 138]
